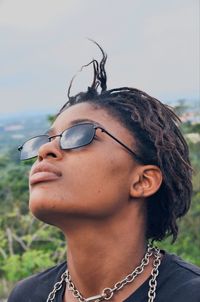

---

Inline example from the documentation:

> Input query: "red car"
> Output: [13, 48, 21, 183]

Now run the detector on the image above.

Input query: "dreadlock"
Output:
[59, 42, 193, 243]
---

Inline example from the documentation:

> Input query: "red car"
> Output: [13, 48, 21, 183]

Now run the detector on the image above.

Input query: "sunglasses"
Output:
[18, 122, 140, 161]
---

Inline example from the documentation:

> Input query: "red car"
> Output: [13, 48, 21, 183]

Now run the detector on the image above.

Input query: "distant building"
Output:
[179, 112, 200, 124]
[4, 124, 24, 132]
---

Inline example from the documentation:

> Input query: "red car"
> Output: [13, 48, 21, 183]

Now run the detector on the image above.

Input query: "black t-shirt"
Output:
[8, 251, 200, 302]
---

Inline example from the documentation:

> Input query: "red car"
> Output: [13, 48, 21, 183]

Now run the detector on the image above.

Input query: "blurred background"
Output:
[0, 0, 199, 299]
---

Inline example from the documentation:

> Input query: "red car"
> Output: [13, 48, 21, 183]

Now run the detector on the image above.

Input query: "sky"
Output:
[0, 0, 199, 116]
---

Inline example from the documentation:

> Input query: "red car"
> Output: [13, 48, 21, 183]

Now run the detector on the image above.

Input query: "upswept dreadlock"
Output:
[59, 42, 193, 242]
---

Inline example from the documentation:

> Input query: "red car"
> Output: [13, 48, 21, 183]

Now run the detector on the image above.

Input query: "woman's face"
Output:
[29, 102, 140, 227]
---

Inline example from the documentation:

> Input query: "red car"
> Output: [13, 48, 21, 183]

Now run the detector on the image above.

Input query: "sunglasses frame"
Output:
[18, 122, 141, 161]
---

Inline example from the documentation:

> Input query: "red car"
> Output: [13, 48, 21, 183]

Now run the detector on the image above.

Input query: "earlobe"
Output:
[130, 165, 163, 199]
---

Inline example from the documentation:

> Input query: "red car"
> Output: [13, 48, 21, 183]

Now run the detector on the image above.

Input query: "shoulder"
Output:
[7, 262, 66, 302]
[159, 251, 200, 301]
[165, 251, 200, 278]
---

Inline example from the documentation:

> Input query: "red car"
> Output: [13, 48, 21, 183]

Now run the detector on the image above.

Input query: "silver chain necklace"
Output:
[46, 245, 161, 302]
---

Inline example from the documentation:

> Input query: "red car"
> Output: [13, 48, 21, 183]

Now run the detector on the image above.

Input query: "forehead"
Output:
[54, 103, 110, 130]
[52, 103, 132, 139]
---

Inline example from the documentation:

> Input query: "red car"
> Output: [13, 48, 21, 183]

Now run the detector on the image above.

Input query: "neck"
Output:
[62, 202, 148, 299]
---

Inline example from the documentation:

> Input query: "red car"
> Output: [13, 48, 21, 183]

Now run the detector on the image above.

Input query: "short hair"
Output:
[59, 42, 193, 243]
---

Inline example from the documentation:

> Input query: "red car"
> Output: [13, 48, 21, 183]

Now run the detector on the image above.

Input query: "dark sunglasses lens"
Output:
[20, 135, 49, 160]
[61, 124, 95, 150]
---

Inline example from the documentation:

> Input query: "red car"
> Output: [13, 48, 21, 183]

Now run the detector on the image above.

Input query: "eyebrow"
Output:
[45, 118, 103, 136]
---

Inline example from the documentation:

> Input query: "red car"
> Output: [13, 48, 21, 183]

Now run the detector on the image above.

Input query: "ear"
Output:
[130, 165, 163, 198]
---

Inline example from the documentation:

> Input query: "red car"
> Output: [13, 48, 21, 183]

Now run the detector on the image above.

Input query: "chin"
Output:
[29, 194, 58, 223]
[29, 194, 75, 227]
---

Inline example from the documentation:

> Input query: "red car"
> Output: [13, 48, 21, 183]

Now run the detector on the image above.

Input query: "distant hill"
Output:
[0, 113, 51, 154]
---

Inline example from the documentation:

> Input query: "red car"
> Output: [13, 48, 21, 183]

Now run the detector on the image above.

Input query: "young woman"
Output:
[8, 44, 200, 302]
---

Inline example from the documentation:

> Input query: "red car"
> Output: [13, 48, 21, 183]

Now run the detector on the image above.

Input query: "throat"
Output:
[63, 245, 162, 302]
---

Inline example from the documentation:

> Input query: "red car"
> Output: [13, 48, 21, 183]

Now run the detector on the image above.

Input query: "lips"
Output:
[30, 162, 62, 185]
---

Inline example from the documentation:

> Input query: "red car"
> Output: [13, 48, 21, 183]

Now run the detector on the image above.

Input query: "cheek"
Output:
[63, 156, 131, 214]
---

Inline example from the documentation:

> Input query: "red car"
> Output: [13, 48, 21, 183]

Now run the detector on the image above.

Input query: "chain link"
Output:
[148, 246, 161, 302]
[46, 245, 161, 302]
[46, 271, 67, 302]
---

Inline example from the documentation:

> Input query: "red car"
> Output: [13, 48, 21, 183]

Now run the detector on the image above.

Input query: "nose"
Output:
[37, 137, 63, 161]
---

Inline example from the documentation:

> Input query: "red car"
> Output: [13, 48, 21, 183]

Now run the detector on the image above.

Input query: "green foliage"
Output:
[0, 163, 29, 214]
[156, 119, 200, 267]
[157, 191, 200, 266]
[0, 153, 66, 295]
[0, 155, 9, 168]
[2, 250, 55, 282]
[181, 122, 200, 134]
[48, 114, 56, 125]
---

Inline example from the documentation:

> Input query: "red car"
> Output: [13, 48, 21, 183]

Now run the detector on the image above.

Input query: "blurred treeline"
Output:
[0, 104, 200, 298]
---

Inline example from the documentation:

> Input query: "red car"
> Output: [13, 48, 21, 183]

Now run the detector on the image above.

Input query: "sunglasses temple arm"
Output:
[100, 129, 141, 160]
